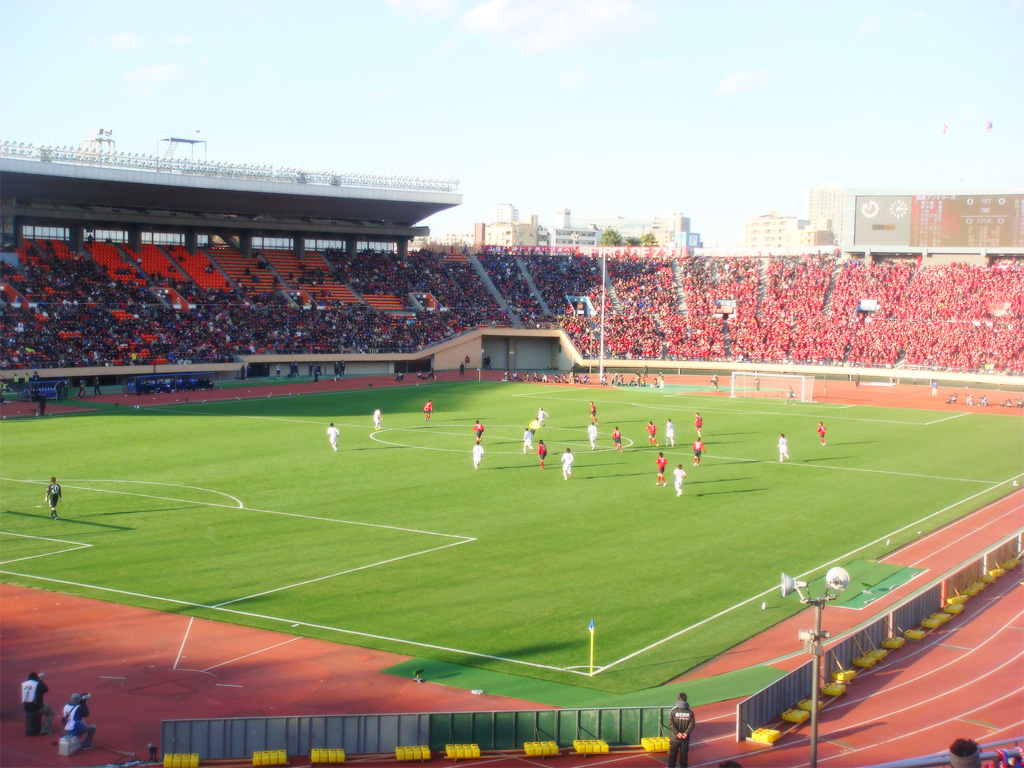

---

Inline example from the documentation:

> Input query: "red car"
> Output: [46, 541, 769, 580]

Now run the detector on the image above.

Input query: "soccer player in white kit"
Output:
[523, 427, 533, 453]
[373, 409, 382, 431]
[472, 443, 484, 470]
[778, 433, 789, 462]
[587, 423, 598, 450]
[665, 419, 676, 447]
[673, 464, 687, 497]
[537, 407, 549, 426]
[327, 422, 340, 452]
[561, 448, 574, 479]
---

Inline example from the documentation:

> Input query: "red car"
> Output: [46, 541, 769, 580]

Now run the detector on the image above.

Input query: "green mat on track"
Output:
[382, 658, 784, 709]
[796, 560, 925, 610]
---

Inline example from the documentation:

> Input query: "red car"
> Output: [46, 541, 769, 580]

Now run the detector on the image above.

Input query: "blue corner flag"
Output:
[588, 618, 595, 633]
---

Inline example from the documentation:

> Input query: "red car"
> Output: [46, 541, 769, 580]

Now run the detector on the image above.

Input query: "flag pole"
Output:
[939, 123, 947, 187]
[982, 121, 991, 187]
[588, 618, 595, 676]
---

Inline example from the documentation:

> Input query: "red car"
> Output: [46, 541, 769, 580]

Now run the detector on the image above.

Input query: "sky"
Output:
[1, 0, 1022, 246]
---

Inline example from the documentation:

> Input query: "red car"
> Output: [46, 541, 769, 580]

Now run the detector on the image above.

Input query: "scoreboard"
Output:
[853, 193, 1024, 248]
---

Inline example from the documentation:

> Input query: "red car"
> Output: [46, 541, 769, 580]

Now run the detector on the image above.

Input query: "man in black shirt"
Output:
[666, 692, 696, 767]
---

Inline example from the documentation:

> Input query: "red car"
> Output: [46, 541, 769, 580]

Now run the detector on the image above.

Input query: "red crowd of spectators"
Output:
[2, 241, 1022, 374]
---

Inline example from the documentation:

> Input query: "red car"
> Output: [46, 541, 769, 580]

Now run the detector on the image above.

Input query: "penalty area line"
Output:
[0, 570, 591, 677]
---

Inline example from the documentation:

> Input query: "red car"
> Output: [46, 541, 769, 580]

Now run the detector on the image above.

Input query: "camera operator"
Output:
[20, 671, 54, 735]
[62, 693, 96, 750]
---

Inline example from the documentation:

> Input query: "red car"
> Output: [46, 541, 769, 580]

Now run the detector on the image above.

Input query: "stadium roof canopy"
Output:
[1, 149, 462, 242]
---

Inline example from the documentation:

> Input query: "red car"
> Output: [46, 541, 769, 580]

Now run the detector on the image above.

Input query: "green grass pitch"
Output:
[1, 382, 1021, 693]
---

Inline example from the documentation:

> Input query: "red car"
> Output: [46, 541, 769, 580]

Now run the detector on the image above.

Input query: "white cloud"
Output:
[638, 58, 669, 71]
[458, 0, 648, 54]
[386, 0, 461, 17]
[716, 69, 771, 96]
[123, 63, 180, 98]
[857, 17, 882, 34]
[169, 34, 196, 46]
[903, 10, 925, 22]
[561, 64, 589, 88]
[108, 32, 141, 50]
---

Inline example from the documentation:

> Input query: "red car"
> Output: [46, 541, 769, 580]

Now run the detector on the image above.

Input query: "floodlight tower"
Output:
[780, 567, 850, 768]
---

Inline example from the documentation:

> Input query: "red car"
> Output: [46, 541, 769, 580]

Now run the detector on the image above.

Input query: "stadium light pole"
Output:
[781, 568, 849, 768]
[599, 248, 606, 381]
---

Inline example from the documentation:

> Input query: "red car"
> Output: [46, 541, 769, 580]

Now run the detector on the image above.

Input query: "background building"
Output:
[484, 214, 542, 248]
[743, 211, 833, 249]
[808, 185, 846, 245]
[489, 203, 519, 225]
[568, 211, 690, 245]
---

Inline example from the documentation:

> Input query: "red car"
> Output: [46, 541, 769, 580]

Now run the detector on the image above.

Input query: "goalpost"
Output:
[731, 371, 816, 402]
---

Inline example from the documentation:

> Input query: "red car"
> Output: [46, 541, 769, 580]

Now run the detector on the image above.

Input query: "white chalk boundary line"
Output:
[1, 479, 1019, 679]
[699, 451, 998, 485]
[592, 476, 1022, 676]
[0, 531, 92, 565]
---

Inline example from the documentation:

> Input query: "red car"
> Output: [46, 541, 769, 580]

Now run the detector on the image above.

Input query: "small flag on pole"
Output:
[942, 122, 948, 135]
[986, 120, 993, 132]
[588, 619, 595, 676]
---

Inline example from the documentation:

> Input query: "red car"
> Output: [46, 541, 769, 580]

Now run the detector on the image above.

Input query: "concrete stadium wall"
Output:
[4, 328, 1022, 391]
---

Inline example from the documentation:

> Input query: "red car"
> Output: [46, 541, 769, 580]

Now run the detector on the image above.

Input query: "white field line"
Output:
[2, 477, 1018, 678]
[202, 636, 302, 672]
[0, 477, 471, 540]
[593, 477, 1021, 675]
[0, 477, 244, 509]
[214, 537, 475, 607]
[0, 570, 593, 676]
[173, 617, 194, 670]
[0, 532, 93, 565]
[701, 452, 997, 485]
[924, 411, 972, 425]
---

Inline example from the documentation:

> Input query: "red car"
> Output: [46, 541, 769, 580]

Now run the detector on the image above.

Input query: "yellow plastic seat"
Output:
[881, 636, 906, 650]
[905, 628, 927, 640]
[821, 682, 846, 697]
[832, 669, 856, 683]
[749, 728, 782, 744]
[782, 708, 810, 723]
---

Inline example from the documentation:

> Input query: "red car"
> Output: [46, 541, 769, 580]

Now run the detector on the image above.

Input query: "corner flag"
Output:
[588, 619, 595, 676]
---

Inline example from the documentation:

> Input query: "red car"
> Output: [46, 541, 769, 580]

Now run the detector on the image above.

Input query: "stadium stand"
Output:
[2, 241, 1023, 373]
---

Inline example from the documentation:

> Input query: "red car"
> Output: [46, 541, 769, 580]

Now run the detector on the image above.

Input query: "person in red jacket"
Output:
[692, 439, 705, 467]
[423, 400, 433, 421]
[646, 421, 658, 447]
[473, 420, 484, 444]
[656, 452, 668, 486]
[817, 421, 827, 446]
[537, 440, 547, 469]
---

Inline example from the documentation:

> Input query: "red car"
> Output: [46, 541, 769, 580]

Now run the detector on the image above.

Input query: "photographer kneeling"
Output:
[62, 693, 96, 750]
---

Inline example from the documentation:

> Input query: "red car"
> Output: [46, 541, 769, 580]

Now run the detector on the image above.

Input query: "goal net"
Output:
[730, 372, 816, 402]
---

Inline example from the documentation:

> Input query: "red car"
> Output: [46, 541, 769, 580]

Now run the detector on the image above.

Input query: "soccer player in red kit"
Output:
[537, 440, 548, 469]
[646, 421, 658, 447]
[693, 438, 705, 466]
[424, 400, 433, 421]
[473, 420, 485, 443]
[590, 401, 599, 424]
[612, 427, 623, 452]
[694, 412, 702, 437]
[817, 421, 826, 446]
[656, 452, 668, 486]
